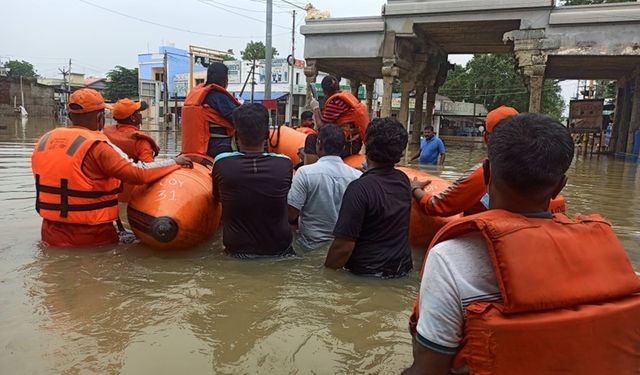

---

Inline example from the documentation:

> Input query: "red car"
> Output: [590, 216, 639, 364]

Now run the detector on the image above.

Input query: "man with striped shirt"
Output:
[305, 75, 369, 164]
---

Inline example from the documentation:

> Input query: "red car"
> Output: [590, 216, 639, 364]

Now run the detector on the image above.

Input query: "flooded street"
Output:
[1, 118, 638, 374]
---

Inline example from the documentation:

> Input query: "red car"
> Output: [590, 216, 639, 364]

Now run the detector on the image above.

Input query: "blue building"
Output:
[138, 46, 208, 99]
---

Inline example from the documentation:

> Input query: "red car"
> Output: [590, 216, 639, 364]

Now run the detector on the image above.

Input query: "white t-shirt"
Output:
[416, 233, 501, 355]
[287, 155, 362, 249]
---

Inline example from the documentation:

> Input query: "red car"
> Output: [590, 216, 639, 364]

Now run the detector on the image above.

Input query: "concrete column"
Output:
[304, 60, 318, 109]
[616, 79, 633, 154]
[425, 89, 437, 128]
[411, 83, 426, 145]
[610, 79, 626, 153]
[508, 31, 548, 114]
[625, 71, 640, 154]
[381, 60, 399, 118]
[350, 79, 361, 98]
[365, 81, 375, 118]
[528, 75, 545, 113]
[399, 81, 413, 128]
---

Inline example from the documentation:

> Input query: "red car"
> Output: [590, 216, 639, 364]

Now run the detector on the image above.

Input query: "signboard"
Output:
[569, 99, 604, 133]
[260, 59, 289, 84]
[225, 61, 241, 84]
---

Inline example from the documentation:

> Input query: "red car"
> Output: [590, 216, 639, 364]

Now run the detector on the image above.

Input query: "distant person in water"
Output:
[325, 117, 412, 278]
[213, 103, 294, 258]
[410, 126, 445, 165]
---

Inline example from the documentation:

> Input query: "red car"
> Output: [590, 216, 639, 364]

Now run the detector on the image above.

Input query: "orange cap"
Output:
[68, 88, 110, 113]
[112, 98, 148, 120]
[486, 105, 519, 134]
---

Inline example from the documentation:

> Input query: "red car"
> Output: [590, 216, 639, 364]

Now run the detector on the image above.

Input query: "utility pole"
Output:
[265, 0, 273, 101]
[163, 51, 170, 129]
[251, 60, 256, 103]
[287, 10, 296, 126]
[68, 59, 72, 96]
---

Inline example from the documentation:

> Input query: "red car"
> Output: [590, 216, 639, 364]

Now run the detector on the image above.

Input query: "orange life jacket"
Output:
[32, 127, 122, 225]
[181, 83, 241, 155]
[421, 161, 567, 217]
[103, 124, 160, 162]
[296, 127, 317, 136]
[325, 91, 369, 143]
[410, 210, 640, 375]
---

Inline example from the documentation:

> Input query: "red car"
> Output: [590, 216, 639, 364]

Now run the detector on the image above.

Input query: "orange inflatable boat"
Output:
[127, 154, 221, 250]
[268, 125, 307, 164]
[343, 155, 461, 248]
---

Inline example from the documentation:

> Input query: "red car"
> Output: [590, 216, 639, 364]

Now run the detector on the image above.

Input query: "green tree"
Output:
[439, 54, 565, 119]
[222, 54, 237, 61]
[240, 41, 278, 61]
[3, 60, 38, 79]
[103, 66, 138, 102]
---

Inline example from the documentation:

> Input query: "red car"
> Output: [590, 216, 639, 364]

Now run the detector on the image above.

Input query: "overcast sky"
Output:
[0, 0, 576, 111]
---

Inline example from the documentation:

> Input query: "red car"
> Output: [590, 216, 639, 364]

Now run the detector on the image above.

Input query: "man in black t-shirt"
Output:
[325, 117, 413, 278]
[213, 104, 294, 257]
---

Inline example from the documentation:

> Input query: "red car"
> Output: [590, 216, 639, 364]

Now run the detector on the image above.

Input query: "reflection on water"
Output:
[0, 118, 638, 373]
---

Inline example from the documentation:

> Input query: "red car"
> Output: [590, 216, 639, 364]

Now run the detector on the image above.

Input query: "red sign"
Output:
[262, 100, 278, 110]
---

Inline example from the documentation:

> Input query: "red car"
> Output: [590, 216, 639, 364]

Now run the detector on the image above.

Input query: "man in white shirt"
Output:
[287, 123, 362, 250]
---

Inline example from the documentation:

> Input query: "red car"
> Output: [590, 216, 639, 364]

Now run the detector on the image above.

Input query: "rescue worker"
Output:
[182, 62, 241, 159]
[295, 111, 316, 135]
[32, 88, 193, 248]
[306, 75, 370, 164]
[410, 105, 518, 216]
[404, 113, 640, 374]
[104, 98, 159, 163]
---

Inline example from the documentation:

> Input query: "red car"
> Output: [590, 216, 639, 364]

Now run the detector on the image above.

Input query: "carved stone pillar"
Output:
[507, 30, 550, 114]
[381, 59, 399, 118]
[412, 82, 426, 144]
[365, 81, 375, 118]
[610, 79, 625, 153]
[625, 69, 640, 154]
[616, 79, 633, 153]
[350, 79, 361, 98]
[399, 81, 413, 128]
[304, 60, 318, 109]
[527, 71, 546, 113]
[425, 89, 437, 128]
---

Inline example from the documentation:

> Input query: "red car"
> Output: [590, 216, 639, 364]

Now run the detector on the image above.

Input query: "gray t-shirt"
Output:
[287, 155, 362, 249]
[416, 233, 501, 355]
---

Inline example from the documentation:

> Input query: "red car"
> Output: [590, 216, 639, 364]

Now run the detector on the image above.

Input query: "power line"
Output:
[199, 0, 289, 13]
[196, 0, 290, 29]
[77, 0, 277, 38]
[277, 0, 306, 11]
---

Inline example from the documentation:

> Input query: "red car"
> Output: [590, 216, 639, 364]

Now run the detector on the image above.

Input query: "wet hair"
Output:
[488, 113, 574, 195]
[365, 117, 408, 164]
[300, 111, 313, 121]
[317, 123, 345, 156]
[206, 62, 228, 85]
[321, 75, 340, 95]
[424, 126, 434, 132]
[232, 104, 269, 147]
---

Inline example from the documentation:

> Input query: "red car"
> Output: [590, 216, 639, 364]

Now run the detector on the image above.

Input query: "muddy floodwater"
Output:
[1, 118, 638, 374]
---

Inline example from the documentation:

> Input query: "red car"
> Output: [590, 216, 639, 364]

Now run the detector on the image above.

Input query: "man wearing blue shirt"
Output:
[411, 126, 446, 165]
